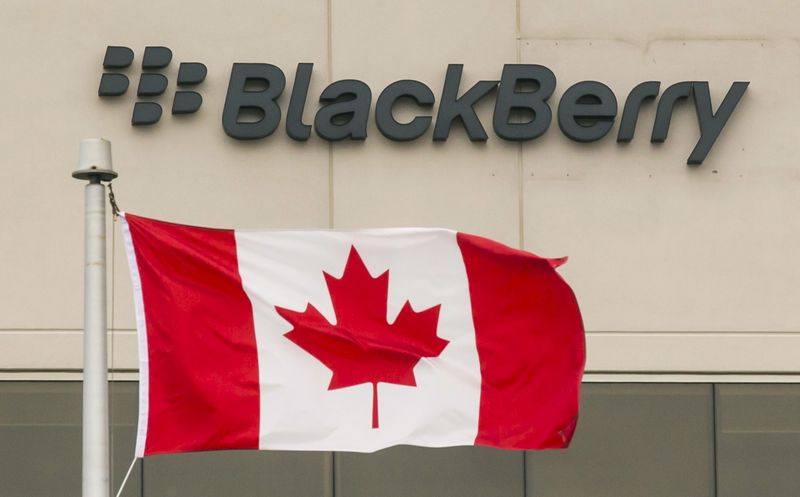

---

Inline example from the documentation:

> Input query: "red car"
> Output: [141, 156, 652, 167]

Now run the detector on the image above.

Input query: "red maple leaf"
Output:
[276, 246, 448, 429]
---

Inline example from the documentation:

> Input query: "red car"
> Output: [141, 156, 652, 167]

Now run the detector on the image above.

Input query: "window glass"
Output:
[526, 383, 715, 497]
[0, 382, 139, 497]
[336, 446, 524, 497]
[716, 384, 800, 497]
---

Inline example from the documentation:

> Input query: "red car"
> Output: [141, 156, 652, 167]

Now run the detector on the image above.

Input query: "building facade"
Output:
[1, 0, 798, 495]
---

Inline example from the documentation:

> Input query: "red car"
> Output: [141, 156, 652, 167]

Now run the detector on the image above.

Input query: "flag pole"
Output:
[73, 138, 118, 497]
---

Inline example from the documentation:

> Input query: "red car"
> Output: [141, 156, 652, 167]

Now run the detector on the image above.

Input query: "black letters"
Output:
[651, 81, 693, 143]
[314, 80, 372, 141]
[558, 81, 617, 142]
[688, 81, 748, 165]
[375, 80, 435, 141]
[286, 63, 314, 141]
[433, 64, 498, 141]
[493, 64, 556, 141]
[215, 62, 748, 164]
[617, 81, 660, 142]
[222, 63, 286, 140]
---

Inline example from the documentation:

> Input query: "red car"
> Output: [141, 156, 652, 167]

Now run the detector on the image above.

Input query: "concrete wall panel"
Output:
[521, 40, 800, 334]
[520, 0, 800, 43]
[0, 0, 331, 333]
[329, 0, 520, 246]
[1, 1, 799, 372]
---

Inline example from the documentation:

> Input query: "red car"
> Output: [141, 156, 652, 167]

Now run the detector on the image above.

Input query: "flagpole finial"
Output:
[73, 138, 118, 182]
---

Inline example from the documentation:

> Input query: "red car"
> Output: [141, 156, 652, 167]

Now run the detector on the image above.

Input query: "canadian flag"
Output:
[121, 213, 585, 457]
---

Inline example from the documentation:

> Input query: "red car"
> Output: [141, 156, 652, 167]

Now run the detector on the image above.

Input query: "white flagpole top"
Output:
[73, 138, 118, 182]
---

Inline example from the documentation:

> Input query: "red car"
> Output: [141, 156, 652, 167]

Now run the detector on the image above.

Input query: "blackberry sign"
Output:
[99, 46, 749, 165]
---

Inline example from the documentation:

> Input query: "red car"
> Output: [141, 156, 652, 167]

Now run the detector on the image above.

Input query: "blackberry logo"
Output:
[98, 46, 207, 125]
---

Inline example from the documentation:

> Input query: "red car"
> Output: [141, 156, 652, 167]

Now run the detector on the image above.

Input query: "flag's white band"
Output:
[235, 228, 482, 452]
[119, 214, 150, 458]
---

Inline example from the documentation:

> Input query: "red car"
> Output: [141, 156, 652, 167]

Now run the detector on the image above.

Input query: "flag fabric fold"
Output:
[121, 213, 585, 457]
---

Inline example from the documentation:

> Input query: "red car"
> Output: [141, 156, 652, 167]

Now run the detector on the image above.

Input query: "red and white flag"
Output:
[121, 213, 585, 456]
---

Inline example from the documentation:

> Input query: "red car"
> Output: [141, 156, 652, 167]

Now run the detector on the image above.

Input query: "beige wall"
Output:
[1, 0, 798, 373]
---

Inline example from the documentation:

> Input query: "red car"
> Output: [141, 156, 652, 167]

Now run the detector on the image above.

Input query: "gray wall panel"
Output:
[0, 426, 82, 497]
[110, 382, 141, 497]
[143, 451, 330, 497]
[335, 446, 524, 497]
[6, 381, 800, 496]
[0, 382, 141, 497]
[716, 384, 800, 497]
[526, 383, 715, 497]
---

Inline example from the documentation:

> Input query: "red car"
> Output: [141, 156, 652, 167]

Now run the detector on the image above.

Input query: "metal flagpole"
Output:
[73, 138, 118, 497]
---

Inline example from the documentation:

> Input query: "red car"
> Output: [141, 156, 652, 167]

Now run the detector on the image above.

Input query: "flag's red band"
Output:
[457, 233, 586, 448]
[126, 214, 260, 456]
